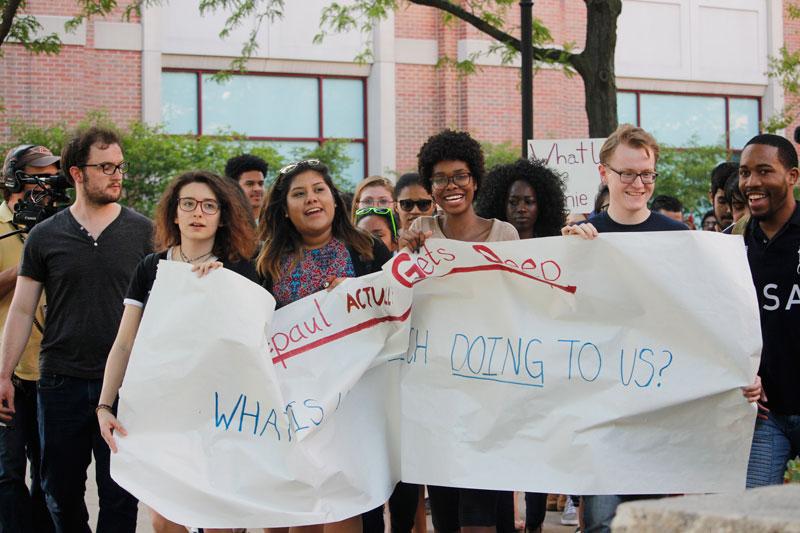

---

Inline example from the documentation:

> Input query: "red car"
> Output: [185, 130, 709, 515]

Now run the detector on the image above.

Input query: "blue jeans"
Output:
[746, 411, 800, 488]
[0, 377, 53, 533]
[37, 373, 138, 533]
[583, 495, 656, 533]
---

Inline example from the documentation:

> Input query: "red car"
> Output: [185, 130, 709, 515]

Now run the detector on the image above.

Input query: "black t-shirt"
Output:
[20, 207, 153, 379]
[744, 203, 800, 415]
[586, 210, 688, 233]
[125, 250, 258, 308]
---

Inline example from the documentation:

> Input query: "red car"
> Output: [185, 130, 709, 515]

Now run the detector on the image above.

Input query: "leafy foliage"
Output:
[764, 2, 800, 133]
[654, 144, 728, 215]
[482, 141, 519, 170]
[785, 456, 800, 484]
[3, 112, 353, 217]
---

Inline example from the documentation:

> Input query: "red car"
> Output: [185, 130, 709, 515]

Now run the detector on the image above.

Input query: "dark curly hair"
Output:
[417, 129, 485, 193]
[475, 159, 568, 237]
[224, 153, 268, 182]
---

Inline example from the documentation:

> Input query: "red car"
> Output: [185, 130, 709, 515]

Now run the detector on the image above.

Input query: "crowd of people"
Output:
[0, 122, 796, 533]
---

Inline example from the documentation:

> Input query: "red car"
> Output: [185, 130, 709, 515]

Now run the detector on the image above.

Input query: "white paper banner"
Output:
[112, 233, 760, 529]
[528, 138, 606, 213]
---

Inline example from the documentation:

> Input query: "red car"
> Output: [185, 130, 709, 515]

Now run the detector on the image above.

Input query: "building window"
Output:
[616, 91, 760, 151]
[161, 70, 367, 185]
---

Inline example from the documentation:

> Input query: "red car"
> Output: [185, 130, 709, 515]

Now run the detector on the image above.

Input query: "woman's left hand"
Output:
[192, 260, 223, 277]
[324, 276, 347, 291]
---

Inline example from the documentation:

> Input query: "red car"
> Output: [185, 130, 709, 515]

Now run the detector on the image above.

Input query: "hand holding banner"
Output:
[112, 233, 760, 528]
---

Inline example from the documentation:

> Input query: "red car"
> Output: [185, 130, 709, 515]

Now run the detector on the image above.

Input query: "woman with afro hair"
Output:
[399, 129, 517, 533]
[476, 158, 568, 239]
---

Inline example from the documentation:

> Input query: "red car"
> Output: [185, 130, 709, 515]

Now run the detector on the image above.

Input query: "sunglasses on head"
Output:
[278, 159, 325, 176]
[398, 199, 433, 212]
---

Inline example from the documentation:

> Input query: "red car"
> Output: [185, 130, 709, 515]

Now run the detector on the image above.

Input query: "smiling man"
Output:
[562, 124, 686, 238]
[561, 124, 686, 533]
[739, 133, 800, 488]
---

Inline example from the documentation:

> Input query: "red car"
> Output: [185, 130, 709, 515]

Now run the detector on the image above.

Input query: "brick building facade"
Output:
[1, 1, 796, 185]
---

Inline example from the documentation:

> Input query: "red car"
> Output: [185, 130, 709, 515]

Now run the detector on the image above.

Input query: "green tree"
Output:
[653, 144, 728, 216]
[1, 0, 622, 137]
[764, 2, 800, 132]
[3, 112, 353, 216]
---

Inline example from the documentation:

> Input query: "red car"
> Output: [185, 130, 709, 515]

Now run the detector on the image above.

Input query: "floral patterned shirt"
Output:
[272, 237, 355, 307]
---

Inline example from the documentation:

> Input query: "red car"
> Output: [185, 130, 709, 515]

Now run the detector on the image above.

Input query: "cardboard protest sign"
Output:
[528, 138, 606, 214]
[112, 233, 760, 529]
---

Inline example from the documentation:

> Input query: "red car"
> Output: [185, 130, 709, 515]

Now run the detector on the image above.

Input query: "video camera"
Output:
[2, 144, 72, 234]
[11, 172, 72, 231]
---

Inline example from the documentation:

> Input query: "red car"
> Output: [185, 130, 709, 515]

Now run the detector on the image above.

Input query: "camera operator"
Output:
[0, 145, 58, 533]
[0, 128, 153, 532]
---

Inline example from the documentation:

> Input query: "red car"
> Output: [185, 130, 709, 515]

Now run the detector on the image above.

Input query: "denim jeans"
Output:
[746, 411, 800, 488]
[0, 377, 53, 533]
[583, 494, 656, 533]
[37, 373, 138, 533]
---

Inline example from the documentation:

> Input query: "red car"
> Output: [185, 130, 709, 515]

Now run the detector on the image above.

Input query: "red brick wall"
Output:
[785, 2, 800, 150]
[394, 1, 590, 172]
[0, 4, 140, 142]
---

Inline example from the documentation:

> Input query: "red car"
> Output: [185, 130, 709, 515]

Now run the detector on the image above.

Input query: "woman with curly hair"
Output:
[476, 158, 568, 239]
[399, 129, 517, 533]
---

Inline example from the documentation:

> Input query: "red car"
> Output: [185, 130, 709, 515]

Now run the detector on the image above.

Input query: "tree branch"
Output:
[408, 0, 575, 64]
[0, 0, 24, 47]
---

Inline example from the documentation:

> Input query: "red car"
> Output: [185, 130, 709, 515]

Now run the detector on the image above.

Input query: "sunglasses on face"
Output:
[398, 199, 434, 212]
[355, 207, 398, 238]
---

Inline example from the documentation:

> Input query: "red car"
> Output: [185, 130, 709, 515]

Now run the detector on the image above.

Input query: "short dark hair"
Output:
[475, 159, 567, 237]
[417, 129, 485, 193]
[744, 133, 799, 170]
[651, 194, 683, 213]
[394, 172, 425, 199]
[61, 127, 121, 182]
[710, 162, 737, 198]
[593, 183, 609, 214]
[724, 172, 745, 204]
[225, 154, 269, 182]
[701, 209, 716, 225]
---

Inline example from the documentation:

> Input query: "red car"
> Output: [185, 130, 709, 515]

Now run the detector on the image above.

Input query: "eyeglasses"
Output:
[279, 159, 324, 176]
[398, 198, 434, 212]
[355, 207, 398, 238]
[358, 198, 394, 208]
[431, 172, 472, 190]
[178, 197, 220, 215]
[80, 161, 130, 175]
[603, 164, 658, 184]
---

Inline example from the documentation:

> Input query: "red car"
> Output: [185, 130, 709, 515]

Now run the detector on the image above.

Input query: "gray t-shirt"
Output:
[20, 206, 153, 379]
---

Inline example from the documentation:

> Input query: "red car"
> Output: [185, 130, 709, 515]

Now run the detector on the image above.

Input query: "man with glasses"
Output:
[562, 124, 685, 533]
[562, 124, 686, 238]
[0, 127, 152, 532]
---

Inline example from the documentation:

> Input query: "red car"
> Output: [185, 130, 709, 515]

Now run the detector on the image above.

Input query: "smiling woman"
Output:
[257, 159, 391, 308]
[397, 130, 517, 533]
